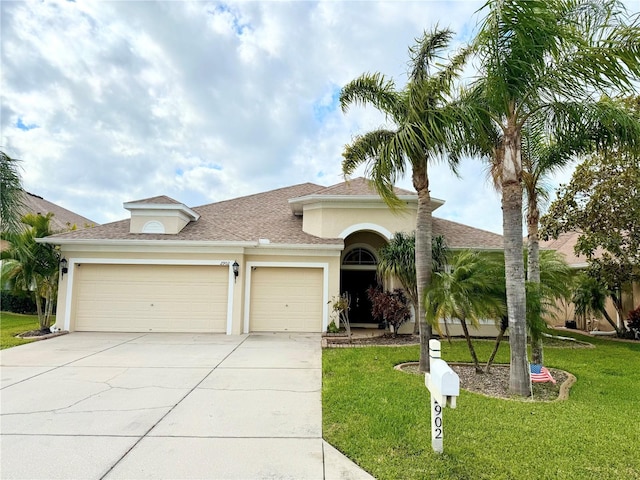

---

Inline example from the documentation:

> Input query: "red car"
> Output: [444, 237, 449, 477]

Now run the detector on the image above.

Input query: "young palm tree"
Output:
[376, 233, 449, 334]
[572, 273, 619, 333]
[527, 250, 574, 364]
[424, 250, 505, 373]
[485, 250, 572, 372]
[468, 0, 640, 395]
[1, 213, 60, 332]
[0, 151, 25, 233]
[341, 29, 469, 372]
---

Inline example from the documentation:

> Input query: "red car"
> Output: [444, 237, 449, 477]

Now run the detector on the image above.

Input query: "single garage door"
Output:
[249, 267, 323, 332]
[74, 264, 229, 332]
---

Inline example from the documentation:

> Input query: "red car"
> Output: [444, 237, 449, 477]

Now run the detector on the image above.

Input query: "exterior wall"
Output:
[394, 319, 501, 337]
[302, 205, 416, 239]
[343, 231, 388, 252]
[546, 282, 640, 332]
[129, 212, 190, 234]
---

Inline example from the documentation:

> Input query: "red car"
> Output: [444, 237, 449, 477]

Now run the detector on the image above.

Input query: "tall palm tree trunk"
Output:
[502, 130, 531, 396]
[414, 165, 433, 372]
[527, 199, 544, 364]
[460, 318, 483, 373]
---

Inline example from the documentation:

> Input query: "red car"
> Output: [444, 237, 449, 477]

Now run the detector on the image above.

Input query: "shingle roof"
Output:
[18, 191, 98, 231]
[312, 177, 415, 196]
[126, 195, 182, 205]
[432, 217, 503, 250]
[47, 179, 504, 250]
[49, 182, 342, 245]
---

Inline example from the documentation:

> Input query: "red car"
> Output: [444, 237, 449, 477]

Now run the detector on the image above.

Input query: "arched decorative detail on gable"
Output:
[339, 223, 392, 240]
[142, 220, 165, 234]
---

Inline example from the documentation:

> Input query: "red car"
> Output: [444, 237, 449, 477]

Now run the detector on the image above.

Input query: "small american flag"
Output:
[530, 364, 556, 384]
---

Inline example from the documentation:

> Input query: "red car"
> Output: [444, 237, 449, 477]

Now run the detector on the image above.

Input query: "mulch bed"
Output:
[396, 362, 574, 401]
[324, 333, 577, 401]
[17, 330, 68, 340]
[324, 333, 421, 347]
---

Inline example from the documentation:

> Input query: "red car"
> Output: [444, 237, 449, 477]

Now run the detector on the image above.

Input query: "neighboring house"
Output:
[43, 177, 503, 335]
[18, 191, 98, 231]
[1, 190, 97, 268]
[1, 191, 97, 306]
[1, 191, 97, 249]
[541, 232, 639, 332]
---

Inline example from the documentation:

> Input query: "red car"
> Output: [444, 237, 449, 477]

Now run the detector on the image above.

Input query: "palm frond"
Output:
[0, 151, 25, 233]
[409, 28, 455, 83]
[339, 73, 406, 122]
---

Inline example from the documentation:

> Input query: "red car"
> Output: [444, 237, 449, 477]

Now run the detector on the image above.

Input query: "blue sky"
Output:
[2, 0, 636, 233]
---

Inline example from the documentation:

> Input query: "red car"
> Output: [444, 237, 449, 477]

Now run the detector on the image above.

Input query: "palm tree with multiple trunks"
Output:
[466, 0, 640, 395]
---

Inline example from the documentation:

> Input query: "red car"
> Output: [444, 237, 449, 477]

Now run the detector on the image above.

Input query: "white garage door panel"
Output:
[74, 264, 228, 332]
[250, 267, 323, 332]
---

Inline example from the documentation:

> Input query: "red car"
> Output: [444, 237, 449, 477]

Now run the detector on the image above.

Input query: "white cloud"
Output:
[2, 0, 635, 233]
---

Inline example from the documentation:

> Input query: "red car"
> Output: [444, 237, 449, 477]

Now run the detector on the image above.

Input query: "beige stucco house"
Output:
[541, 232, 639, 332]
[43, 178, 503, 335]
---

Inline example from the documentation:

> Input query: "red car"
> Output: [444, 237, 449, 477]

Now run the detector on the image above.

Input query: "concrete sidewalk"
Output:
[1, 332, 374, 479]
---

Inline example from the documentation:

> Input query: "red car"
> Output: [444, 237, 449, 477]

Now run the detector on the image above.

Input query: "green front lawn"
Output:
[0, 312, 41, 349]
[323, 334, 640, 479]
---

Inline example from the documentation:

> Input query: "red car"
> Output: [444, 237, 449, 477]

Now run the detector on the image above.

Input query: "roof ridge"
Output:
[126, 195, 182, 205]
[309, 177, 416, 197]
[193, 182, 323, 209]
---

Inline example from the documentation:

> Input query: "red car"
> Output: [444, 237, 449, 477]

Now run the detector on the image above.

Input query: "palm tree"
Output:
[424, 250, 505, 373]
[467, 0, 640, 396]
[527, 250, 574, 364]
[0, 151, 25, 233]
[376, 233, 449, 334]
[485, 250, 573, 371]
[341, 29, 469, 372]
[1, 213, 60, 332]
[572, 273, 619, 333]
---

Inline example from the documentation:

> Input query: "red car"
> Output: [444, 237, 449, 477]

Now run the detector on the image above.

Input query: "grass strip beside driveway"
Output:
[1, 312, 41, 349]
[323, 333, 640, 480]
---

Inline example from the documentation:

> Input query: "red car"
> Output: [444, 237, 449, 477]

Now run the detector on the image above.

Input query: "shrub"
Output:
[366, 287, 411, 336]
[626, 305, 640, 330]
[327, 320, 340, 334]
[0, 291, 38, 314]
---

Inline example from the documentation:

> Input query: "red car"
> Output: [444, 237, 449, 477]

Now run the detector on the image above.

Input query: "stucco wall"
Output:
[302, 205, 416, 239]
[129, 213, 190, 234]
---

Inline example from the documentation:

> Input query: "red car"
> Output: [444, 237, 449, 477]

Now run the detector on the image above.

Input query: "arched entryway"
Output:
[340, 231, 388, 327]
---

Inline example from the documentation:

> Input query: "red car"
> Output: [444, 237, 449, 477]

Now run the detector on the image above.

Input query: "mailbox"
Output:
[425, 358, 460, 408]
[425, 339, 460, 453]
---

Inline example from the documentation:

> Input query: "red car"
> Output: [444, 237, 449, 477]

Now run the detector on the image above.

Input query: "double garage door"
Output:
[72, 264, 324, 333]
[74, 264, 229, 333]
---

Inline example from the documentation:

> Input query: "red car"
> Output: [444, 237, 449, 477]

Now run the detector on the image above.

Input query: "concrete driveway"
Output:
[0, 332, 373, 480]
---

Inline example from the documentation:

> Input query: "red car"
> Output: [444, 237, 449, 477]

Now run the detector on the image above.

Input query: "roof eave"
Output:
[37, 238, 256, 247]
[123, 202, 201, 221]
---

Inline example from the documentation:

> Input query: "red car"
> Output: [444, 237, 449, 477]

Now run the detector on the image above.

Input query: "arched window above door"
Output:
[342, 247, 377, 266]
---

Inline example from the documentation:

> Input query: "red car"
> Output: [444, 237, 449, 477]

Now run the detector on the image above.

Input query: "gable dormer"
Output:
[124, 196, 200, 234]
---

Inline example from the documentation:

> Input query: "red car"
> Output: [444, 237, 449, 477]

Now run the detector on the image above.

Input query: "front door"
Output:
[340, 269, 378, 325]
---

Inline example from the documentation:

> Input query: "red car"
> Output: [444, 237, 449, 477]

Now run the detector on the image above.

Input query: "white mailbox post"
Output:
[424, 339, 459, 453]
